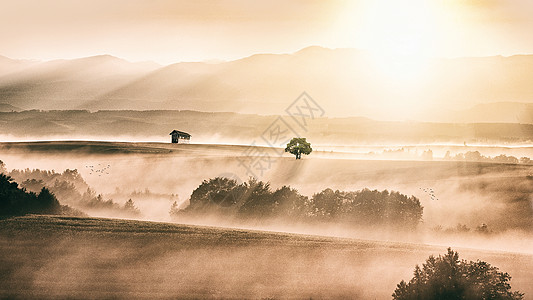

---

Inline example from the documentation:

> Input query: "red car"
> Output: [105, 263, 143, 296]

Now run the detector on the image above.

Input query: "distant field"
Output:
[0, 141, 258, 156]
[0, 215, 531, 299]
[3, 140, 533, 159]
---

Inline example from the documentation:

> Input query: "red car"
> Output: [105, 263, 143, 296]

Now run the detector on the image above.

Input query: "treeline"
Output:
[0, 174, 83, 217]
[9, 168, 89, 192]
[369, 148, 530, 164]
[172, 177, 423, 228]
[1, 160, 141, 217]
[444, 151, 530, 164]
[433, 223, 492, 235]
[375, 148, 434, 160]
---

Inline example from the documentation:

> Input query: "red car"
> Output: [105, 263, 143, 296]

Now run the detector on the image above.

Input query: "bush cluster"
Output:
[174, 177, 423, 228]
[393, 248, 524, 299]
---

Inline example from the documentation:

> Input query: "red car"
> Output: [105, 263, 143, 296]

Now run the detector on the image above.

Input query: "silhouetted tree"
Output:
[0, 174, 28, 215]
[310, 188, 345, 220]
[308, 188, 423, 227]
[237, 178, 274, 218]
[0, 174, 65, 216]
[392, 248, 524, 300]
[123, 199, 141, 216]
[270, 186, 309, 219]
[285, 138, 312, 159]
[35, 187, 61, 214]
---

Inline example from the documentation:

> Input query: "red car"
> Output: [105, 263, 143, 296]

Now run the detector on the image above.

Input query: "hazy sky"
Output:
[2, 0, 533, 64]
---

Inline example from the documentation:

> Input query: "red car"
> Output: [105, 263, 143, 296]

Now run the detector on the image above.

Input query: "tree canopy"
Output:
[393, 248, 524, 300]
[6, 167, 139, 216]
[285, 137, 312, 159]
[0, 174, 62, 216]
[123, 199, 141, 217]
[175, 177, 423, 228]
[184, 177, 304, 219]
[310, 188, 422, 228]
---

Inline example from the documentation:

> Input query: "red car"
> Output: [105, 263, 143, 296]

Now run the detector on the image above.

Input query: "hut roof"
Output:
[169, 130, 191, 137]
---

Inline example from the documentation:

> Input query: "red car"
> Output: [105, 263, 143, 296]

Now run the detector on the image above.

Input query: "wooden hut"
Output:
[169, 130, 191, 143]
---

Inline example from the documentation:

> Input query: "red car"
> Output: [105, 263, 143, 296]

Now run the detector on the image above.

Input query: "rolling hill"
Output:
[0, 55, 161, 110]
[0, 215, 530, 299]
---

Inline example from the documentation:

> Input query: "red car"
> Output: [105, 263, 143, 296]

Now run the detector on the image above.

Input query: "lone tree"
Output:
[393, 248, 524, 300]
[285, 138, 312, 159]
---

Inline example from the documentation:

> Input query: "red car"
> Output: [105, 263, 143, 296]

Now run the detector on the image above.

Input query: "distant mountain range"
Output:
[1, 47, 533, 123]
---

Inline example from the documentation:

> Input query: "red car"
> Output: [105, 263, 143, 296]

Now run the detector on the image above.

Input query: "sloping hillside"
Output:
[0, 215, 531, 299]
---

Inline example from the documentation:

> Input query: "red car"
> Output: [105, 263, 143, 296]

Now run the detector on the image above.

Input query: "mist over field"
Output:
[1, 215, 530, 299]
[3, 110, 533, 146]
[2, 115, 533, 298]
[2, 139, 532, 299]
[2, 142, 532, 248]
[3, 1, 533, 298]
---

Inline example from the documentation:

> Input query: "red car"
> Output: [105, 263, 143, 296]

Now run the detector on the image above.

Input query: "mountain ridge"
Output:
[1, 46, 533, 122]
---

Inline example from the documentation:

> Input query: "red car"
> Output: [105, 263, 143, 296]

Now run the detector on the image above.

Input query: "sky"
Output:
[1, 0, 533, 64]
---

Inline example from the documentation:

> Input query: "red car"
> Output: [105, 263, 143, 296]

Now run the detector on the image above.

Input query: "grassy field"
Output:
[0, 215, 531, 299]
[1, 141, 532, 298]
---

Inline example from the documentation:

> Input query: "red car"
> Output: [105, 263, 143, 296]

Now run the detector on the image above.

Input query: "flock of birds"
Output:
[419, 187, 438, 201]
[85, 164, 111, 176]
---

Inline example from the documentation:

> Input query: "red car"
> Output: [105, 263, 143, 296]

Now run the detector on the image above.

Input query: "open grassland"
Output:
[1, 215, 532, 299]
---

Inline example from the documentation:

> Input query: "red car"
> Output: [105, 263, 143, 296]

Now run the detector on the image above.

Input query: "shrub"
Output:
[393, 248, 523, 300]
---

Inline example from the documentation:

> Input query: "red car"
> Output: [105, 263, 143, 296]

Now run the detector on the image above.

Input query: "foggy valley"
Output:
[2, 0, 533, 299]
[1, 139, 532, 298]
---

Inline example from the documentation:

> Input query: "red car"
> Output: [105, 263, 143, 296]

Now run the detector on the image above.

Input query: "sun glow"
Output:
[348, 0, 443, 81]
